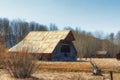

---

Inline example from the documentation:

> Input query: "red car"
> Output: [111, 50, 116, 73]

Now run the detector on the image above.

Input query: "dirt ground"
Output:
[0, 58, 120, 80]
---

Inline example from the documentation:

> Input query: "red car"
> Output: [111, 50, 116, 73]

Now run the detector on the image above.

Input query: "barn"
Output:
[9, 30, 77, 61]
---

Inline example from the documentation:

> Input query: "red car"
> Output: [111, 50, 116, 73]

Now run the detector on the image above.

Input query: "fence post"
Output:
[110, 71, 113, 80]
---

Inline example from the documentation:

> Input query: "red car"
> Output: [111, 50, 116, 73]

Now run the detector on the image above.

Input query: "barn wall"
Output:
[51, 41, 77, 61]
[9, 52, 52, 61]
[32, 53, 51, 61]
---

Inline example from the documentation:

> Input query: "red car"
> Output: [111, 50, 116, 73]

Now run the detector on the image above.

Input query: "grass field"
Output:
[37, 58, 120, 72]
[0, 58, 120, 80]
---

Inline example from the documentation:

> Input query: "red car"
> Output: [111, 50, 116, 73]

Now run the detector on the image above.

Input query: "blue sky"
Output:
[0, 0, 120, 34]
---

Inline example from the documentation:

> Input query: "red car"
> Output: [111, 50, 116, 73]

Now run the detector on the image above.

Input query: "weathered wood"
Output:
[90, 61, 102, 76]
[51, 40, 77, 61]
[110, 71, 113, 80]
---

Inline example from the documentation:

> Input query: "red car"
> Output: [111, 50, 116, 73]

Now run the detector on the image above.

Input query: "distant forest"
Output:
[0, 18, 120, 58]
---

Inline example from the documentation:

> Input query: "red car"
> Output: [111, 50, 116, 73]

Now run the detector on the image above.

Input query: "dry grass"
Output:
[0, 58, 120, 80]
[1, 69, 120, 80]
[37, 61, 92, 72]
[32, 71, 120, 80]
[36, 58, 120, 72]
[90, 58, 120, 72]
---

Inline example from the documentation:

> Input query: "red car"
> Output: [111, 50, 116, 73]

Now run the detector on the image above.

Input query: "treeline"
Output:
[0, 18, 120, 58]
[0, 18, 48, 48]
[64, 27, 120, 58]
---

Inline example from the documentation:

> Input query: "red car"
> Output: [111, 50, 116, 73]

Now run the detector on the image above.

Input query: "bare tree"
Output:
[49, 23, 58, 31]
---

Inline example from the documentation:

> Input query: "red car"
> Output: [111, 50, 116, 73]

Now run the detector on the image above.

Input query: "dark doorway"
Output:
[61, 45, 70, 53]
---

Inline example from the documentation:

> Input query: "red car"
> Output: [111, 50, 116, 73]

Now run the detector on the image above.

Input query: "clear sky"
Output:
[0, 0, 120, 34]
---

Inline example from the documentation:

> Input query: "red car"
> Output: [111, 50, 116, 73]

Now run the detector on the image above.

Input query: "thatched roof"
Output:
[9, 30, 75, 53]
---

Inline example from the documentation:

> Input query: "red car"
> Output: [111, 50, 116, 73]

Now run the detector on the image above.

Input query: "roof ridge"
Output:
[29, 30, 71, 33]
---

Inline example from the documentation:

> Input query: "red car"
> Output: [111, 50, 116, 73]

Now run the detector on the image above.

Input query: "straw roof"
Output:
[9, 30, 75, 53]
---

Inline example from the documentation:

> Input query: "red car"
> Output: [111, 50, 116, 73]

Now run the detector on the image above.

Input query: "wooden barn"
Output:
[9, 30, 77, 61]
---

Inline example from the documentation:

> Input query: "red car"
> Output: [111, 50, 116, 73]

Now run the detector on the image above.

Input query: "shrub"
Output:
[5, 51, 39, 78]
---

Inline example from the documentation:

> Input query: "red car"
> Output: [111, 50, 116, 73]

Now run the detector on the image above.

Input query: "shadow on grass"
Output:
[10, 76, 41, 80]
